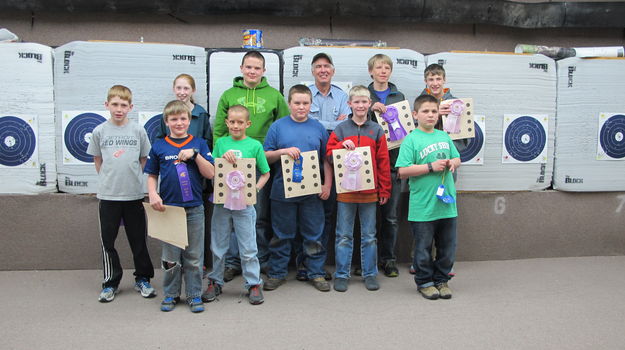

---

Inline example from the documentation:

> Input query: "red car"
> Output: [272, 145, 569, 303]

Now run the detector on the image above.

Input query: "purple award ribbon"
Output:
[224, 170, 246, 210]
[341, 151, 363, 191]
[444, 99, 465, 134]
[175, 162, 194, 202]
[381, 106, 408, 141]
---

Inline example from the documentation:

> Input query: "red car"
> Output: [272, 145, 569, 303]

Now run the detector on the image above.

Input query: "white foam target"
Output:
[553, 57, 625, 191]
[460, 115, 485, 165]
[207, 49, 282, 124]
[428, 52, 556, 191]
[283, 46, 425, 109]
[0, 43, 56, 193]
[54, 41, 206, 194]
[502, 114, 549, 164]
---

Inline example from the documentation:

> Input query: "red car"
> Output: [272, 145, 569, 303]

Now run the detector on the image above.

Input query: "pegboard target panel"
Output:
[375, 100, 415, 150]
[139, 112, 163, 146]
[281, 150, 322, 198]
[62, 111, 108, 164]
[213, 158, 257, 206]
[0, 115, 38, 168]
[332, 146, 376, 194]
[502, 114, 548, 164]
[460, 115, 485, 165]
[597, 113, 625, 160]
[441, 98, 475, 140]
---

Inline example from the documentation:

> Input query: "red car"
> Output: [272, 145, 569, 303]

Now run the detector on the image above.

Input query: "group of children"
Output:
[88, 51, 462, 313]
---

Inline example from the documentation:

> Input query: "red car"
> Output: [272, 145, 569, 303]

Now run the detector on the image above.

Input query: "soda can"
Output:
[242, 29, 263, 49]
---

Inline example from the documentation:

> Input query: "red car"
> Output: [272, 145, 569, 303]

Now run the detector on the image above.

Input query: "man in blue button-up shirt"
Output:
[308, 53, 351, 132]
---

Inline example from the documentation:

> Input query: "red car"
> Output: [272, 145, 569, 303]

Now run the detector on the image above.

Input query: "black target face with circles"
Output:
[460, 122, 484, 163]
[599, 114, 625, 159]
[0, 116, 36, 167]
[144, 114, 162, 145]
[64, 112, 106, 163]
[504, 116, 546, 162]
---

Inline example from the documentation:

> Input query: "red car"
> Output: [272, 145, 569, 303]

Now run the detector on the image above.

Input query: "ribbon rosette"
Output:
[224, 170, 247, 210]
[444, 99, 465, 134]
[341, 151, 363, 191]
[380, 106, 408, 141]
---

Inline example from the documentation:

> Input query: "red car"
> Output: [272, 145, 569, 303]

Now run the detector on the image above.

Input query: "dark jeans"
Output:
[378, 170, 401, 264]
[410, 217, 457, 288]
[98, 199, 154, 288]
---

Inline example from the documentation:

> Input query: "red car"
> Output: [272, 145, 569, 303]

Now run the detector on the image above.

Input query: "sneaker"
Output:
[247, 285, 264, 305]
[311, 277, 331, 292]
[201, 279, 221, 302]
[364, 276, 380, 291]
[295, 268, 309, 281]
[353, 267, 362, 276]
[134, 279, 156, 298]
[160, 296, 180, 312]
[224, 267, 242, 282]
[98, 287, 118, 303]
[409, 265, 416, 275]
[187, 296, 204, 313]
[263, 277, 286, 291]
[382, 261, 399, 278]
[418, 286, 440, 300]
[333, 278, 348, 292]
[436, 282, 452, 299]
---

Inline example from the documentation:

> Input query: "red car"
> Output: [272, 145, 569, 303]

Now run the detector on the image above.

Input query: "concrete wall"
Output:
[2, 192, 624, 270]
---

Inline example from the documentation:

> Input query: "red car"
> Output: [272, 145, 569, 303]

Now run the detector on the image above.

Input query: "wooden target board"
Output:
[374, 100, 416, 150]
[332, 146, 376, 194]
[213, 158, 257, 205]
[281, 150, 322, 198]
[441, 98, 475, 140]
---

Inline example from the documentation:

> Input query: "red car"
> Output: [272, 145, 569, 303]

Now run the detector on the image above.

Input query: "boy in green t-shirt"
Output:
[396, 94, 461, 300]
[204, 105, 270, 305]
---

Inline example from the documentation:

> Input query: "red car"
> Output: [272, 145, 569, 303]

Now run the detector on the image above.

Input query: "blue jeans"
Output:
[379, 170, 401, 264]
[162, 205, 204, 299]
[410, 218, 457, 288]
[208, 204, 262, 289]
[334, 201, 378, 279]
[269, 197, 325, 279]
[224, 170, 272, 272]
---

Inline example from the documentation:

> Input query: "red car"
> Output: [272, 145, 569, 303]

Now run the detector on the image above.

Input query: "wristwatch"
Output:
[189, 148, 199, 161]
[427, 162, 433, 173]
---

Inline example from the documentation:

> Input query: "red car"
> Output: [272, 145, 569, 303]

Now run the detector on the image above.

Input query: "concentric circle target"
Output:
[64, 112, 106, 163]
[0, 116, 36, 167]
[143, 114, 162, 145]
[504, 116, 546, 162]
[460, 122, 484, 163]
[599, 114, 625, 159]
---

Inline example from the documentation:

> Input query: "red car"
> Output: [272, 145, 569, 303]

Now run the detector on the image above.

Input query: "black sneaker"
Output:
[382, 261, 399, 278]
[201, 279, 221, 302]
[223, 267, 242, 282]
[296, 268, 308, 281]
[263, 277, 286, 291]
[353, 267, 362, 276]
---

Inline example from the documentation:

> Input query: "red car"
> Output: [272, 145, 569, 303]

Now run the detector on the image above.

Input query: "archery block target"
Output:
[427, 52, 556, 191]
[284, 46, 425, 114]
[441, 98, 475, 140]
[375, 100, 415, 150]
[281, 151, 322, 198]
[207, 50, 282, 122]
[597, 113, 625, 161]
[502, 115, 548, 164]
[460, 115, 485, 165]
[0, 115, 39, 168]
[332, 147, 375, 194]
[0, 43, 56, 193]
[139, 111, 163, 145]
[213, 158, 257, 206]
[61, 111, 108, 164]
